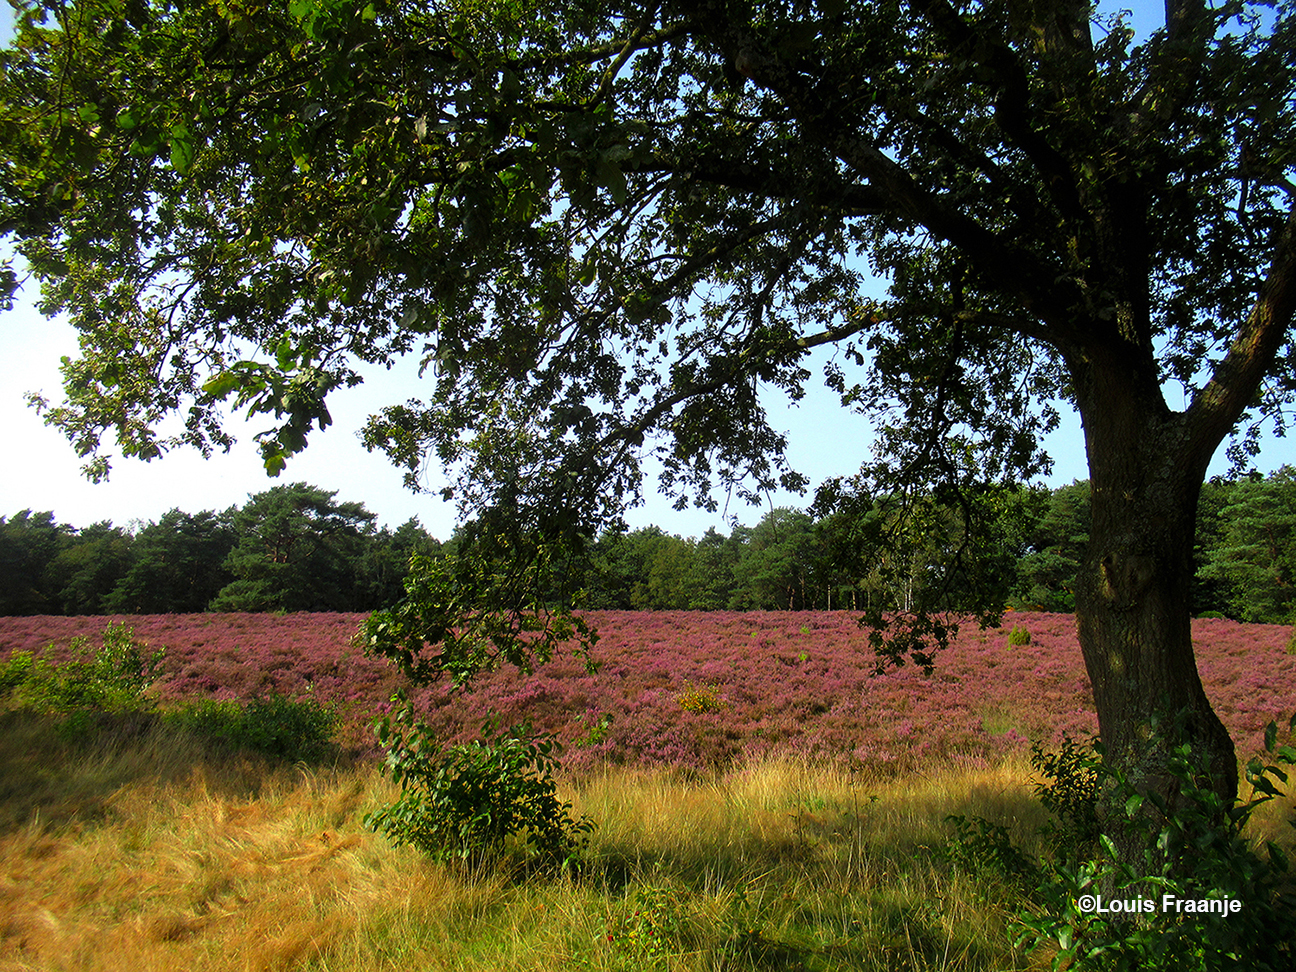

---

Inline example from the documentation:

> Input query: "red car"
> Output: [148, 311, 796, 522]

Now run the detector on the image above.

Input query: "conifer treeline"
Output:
[1, 471, 1293, 623]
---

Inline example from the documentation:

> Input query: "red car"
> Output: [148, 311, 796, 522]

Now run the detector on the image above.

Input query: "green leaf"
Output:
[275, 336, 296, 371]
[289, 0, 320, 33]
[1266, 720, 1278, 752]
[169, 123, 195, 174]
[1252, 775, 1281, 797]
[1099, 834, 1119, 859]
[201, 373, 240, 398]
[577, 252, 598, 286]
[593, 158, 626, 204]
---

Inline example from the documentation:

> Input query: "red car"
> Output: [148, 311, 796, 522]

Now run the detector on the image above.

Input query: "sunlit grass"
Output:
[1, 713, 1291, 971]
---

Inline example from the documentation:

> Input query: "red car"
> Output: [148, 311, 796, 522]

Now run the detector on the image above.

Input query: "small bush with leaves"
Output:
[365, 695, 594, 867]
[1007, 624, 1032, 647]
[1031, 734, 1103, 864]
[944, 814, 1041, 889]
[949, 713, 1296, 971]
[0, 622, 165, 734]
[167, 693, 339, 762]
[676, 680, 728, 714]
[608, 885, 686, 962]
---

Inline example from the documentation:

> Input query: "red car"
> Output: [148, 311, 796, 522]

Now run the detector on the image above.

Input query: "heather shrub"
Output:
[366, 698, 594, 867]
[1007, 624, 1032, 647]
[3, 610, 1292, 774]
[166, 693, 339, 762]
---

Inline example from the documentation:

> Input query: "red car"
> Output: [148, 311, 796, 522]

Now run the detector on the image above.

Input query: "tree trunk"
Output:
[1072, 353, 1238, 852]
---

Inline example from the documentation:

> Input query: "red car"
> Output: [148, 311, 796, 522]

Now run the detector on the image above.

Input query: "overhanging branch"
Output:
[1186, 199, 1296, 472]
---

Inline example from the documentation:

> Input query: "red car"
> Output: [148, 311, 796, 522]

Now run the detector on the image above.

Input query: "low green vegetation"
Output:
[1007, 625, 1032, 647]
[165, 693, 340, 763]
[365, 704, 593, 868]
[950, 721, 1296, 971]
[0, 620, 165, 739]
[0, 622, 338, 762]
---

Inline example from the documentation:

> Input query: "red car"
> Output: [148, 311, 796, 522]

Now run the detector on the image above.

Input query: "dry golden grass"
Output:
[1, 714, 1290, 972]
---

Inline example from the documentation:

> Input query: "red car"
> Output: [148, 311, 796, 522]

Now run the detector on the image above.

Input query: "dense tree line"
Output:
[553, 469, 1296, 624]
[0, 483, 441, 616]
[2, 471, 1294, 623]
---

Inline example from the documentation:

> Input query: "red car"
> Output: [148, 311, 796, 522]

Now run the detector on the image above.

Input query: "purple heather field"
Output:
[2, 611, 1294, 775]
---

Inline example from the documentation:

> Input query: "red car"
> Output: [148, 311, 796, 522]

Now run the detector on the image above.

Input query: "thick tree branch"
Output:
[1186, 200, 1296, 472]
[677, 7, 1088, 346]
[908, 0, 1086, 222]
[1125, 0, 1212, 138]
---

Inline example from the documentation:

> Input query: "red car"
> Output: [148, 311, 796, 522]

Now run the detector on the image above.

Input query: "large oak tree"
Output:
[2, 0, 1295, 815]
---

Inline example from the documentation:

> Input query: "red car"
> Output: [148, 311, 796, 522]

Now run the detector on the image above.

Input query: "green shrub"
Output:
[948, 715, 1296, 971]
[365, 695, 594, 867]
[573, 710, 614, 746]
[1007, 624, 1031, 647]
[608, 885, 686, 961]
[944, 814, 1041, 888]
[167, 693, 338, 762]
[0, 651, 36, 694]
[0, 623, 165, 738]
[1031, 734, 1103, 864]
[676, 680, 728, 714]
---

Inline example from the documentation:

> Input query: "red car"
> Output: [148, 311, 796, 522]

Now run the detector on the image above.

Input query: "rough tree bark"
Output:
[1074, 392, 1238, 818]
[1071, 200, 1296, 822]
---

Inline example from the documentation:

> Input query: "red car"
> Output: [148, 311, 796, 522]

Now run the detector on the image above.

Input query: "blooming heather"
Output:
[1, 612, 1293, 774]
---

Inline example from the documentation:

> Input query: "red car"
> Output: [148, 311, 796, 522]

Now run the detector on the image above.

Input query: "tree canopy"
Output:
[3, 0, 1295, 813]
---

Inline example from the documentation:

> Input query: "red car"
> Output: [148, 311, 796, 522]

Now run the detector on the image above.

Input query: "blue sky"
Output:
[1, 1, 1291, 540]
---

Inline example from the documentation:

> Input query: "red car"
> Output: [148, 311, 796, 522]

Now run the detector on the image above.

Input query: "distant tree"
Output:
[1192, 477, 1235, 617]
[0, 510, 67, 614]
[575, 526, 634, 610]
[103, 509, 237, 613]
[809, 481, 1039, 624]
[611, 526, 680, 609]
[357, 516, 443, 608]
[640, 532, 696, 609]
[730, 508, 815, 610]
[211, 483, 378, 612]
[1200, 467, 1296, 623]
[684, 526, 740, 610]
[1016, 480, 1092, 612]
[43, 520, 134, 615]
